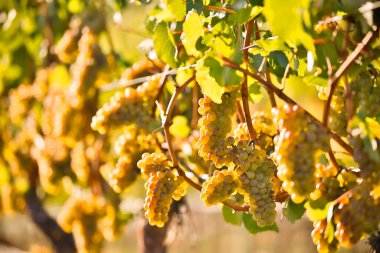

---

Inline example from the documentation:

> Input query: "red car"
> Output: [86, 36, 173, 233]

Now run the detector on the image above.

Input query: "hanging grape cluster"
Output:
[272, 104, 330, 203]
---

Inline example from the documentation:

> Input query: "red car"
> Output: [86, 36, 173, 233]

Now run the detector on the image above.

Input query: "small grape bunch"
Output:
[272, 104, 330, 203]
[200, 169, 238, 206]
[104, 155, 141, 193]
[311, 219, 339, 253]
[137, 152, 171, 178]
[328, 86, 348, 136]
[57, 193, 107, 253]
[333, 183, 380, 247]
[197, 92, 238, 168]
[238, 157, 277, 227]
[144, 170, 186, 227]
[234, 112, 277, 152]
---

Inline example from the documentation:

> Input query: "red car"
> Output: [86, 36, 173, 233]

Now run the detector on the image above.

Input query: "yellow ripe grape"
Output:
[200, 169, 238, 206]
[57, 193, 108, 253]
[196, 92, 238, 168]
[272, 104, 330, 203]
[144, 170, 185, 227]
[137, 152, 170, 178]
[333, 183, 380, 247]
[311, 220, 339, 253]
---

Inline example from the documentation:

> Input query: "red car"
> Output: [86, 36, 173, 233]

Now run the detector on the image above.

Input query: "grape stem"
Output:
[221, 56, 354, 155]
[322, 28, 377, 126]
[151, 65, 170, 117]
[242, 20, 256, 141]
[162, 75, 195, 166]
[206, 6, 235, 14]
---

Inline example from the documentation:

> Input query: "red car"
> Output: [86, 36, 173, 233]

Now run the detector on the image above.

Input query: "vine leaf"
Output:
[153, 22, 178, 69]
[282, 199, 306, 223]
[229, 6, 263, 25]
[242, 213, 279, 234]
[195, 56, 225, 103]
[182, 11, 203, 57]
[222, 205, 243, 226]
[248, 81, 263, 103]
[165, 0, 186, 21]
[169, 116, 190, 138]
[263, 0, 315, 55]
[304, 200, 332, 222]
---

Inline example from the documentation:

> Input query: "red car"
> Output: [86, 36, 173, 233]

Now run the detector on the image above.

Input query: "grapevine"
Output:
[1, 1, 380, 253]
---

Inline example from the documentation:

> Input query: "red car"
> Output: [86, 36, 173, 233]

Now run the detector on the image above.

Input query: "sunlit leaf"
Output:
[222, 205, 243, 225]
[229, 6, 263, 25]
[243, 213, 279, 234]
[169, 116, 190, 138]
[283, 199, 306, 223]
[263, 0, 315, 55]
[195, 56, 225, 103]
[153, 22, 178, 68]
[166, 0, 186, 21]
[182, 11, 203, 57]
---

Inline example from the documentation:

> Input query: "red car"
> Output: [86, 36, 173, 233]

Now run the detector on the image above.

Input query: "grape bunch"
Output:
[68, 28, 107, 109]
[197, 92, 238, 168]
[235, 143, 277, 227]
[328, 86, 348, 136]
[351, 74, 380, 117]
[144, 170, 186, 227]
[350, 133, 380, 180]
[333, 183, 380, 247]
[311, 219, 339, 253]
[91, 81, 159, 135]
[200, 169, 239, 206]
[233, 112, 277, 152]
[58, 193, 108, 253]
[272, 104, 330, 203]
[137, 152, 171, 178]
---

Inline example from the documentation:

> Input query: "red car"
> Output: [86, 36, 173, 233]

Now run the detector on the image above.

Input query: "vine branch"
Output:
[322, 28, 377, 126]
[242, 20, 256, 140]
[222, 56, 354, 155]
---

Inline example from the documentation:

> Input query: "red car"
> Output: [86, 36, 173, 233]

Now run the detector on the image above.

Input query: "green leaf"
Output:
[169, 116, 191, 138]
[182, 11, 203, 57]
[222, 205, 243, 225]
[248, 81, 263, 103]
[325, 220, 335, 243]
[304, 200, 332, 222]
[249, 37, 289, 57]
[166, 0, 186, 21]
[283, 199, 306, 223]
[366, 117, 380, 139]
[242, 213, 279, 234]
[195, 56, 225, 103]
[263, 0, 315, 55]
[153, 22, 178, 68]
[229, 6, 263, 25]
[68, 0, 85, 14]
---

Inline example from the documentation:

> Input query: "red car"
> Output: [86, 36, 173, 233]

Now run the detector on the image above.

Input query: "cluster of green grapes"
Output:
[272, 104, 330, 203]
[144, 170, 186, 227]
[352, 74, 380, 117]
[311, 219, 339, 253]
[58, 193, 123, 253]
[328, 86, 348, 136]
[312, 182, 380, 252]
[233, 112, 277, 152]
[91, 78, 159, 134]
[201, 170, 239, 206]
[137, 152, 186, 226]
[196, 94, 277, 226]
[68, 28, 107, 110]
[197, 92, 238, 168]
[333, 183, 380, 247]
